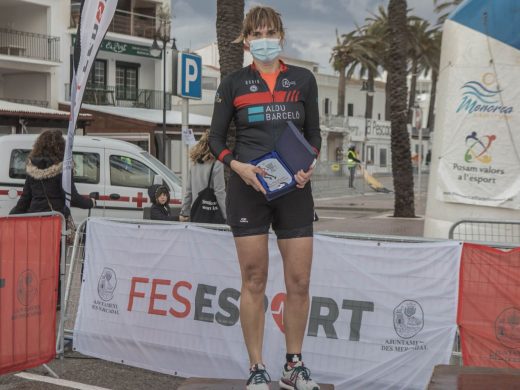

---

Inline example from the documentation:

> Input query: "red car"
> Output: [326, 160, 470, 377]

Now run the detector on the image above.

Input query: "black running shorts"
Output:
[226, 172, 314, 239]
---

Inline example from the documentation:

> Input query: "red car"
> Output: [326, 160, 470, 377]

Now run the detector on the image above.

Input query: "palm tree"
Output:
[426, 30, 442, 130]
[349, 24, 384, 120]
[388, 0, 415, 217]
[434, 0, 463, 26]
[216, 0, 244, 79]
[365, 6, 419, 120]
[330, 31, 375, 117]
[406, 20, 438, 124]
[216, 0, 244, 181]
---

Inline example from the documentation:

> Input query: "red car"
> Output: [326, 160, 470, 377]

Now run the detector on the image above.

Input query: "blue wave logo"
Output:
[456, 76, 513, 115]
[460, 81, 500, 105]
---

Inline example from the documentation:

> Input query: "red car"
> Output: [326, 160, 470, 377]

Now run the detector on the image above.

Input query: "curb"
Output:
[314, 206, 392, 213]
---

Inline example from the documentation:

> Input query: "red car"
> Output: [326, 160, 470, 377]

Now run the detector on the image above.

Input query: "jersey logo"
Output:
[250, 85, 258, 92]
[282, 78, 296, 88]
[247, 106, 265, 122]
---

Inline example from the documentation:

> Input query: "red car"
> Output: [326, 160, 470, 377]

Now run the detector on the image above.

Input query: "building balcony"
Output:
[64, 84, 172, 110]
[0, 28, 60, 62]
[71, 3, 158, 40]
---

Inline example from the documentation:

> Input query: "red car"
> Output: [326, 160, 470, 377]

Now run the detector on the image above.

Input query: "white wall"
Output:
[0, 2, 47, 34]
[4, 72, 47, 101]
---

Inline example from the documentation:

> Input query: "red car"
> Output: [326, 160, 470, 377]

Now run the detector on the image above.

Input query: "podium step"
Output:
[428, 365, 520, 389]
[179, 377, 334, 389]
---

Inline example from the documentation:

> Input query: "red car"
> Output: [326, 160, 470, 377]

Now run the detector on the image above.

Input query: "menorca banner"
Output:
[432, 0, 520, 209]
[458, 243, 520, 368]
[63, 0, 117, 207]
[74, 220, 461, 389]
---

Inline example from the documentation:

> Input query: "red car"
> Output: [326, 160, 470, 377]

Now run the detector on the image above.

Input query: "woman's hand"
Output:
[294, 167, 314, 189]
[230, 160, 266, 194]
[179, 215, 190, 222]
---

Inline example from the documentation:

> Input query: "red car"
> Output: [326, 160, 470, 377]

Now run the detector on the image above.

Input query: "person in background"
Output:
[148, 184, 177, 221]
[10, 129, 95, 215]
[347, 145, 361, 188]
[179, 130, 226, 222]
[208, 6, 321, 390]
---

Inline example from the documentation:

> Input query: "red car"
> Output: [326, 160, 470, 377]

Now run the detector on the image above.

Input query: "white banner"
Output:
[435, 21, 520, 208]
[63, 0, 117, 206]
[74, 220, 461, 389]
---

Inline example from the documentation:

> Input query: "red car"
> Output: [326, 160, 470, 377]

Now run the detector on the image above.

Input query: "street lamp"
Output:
[150, 23, 177, 165]
[361, 80, 375, 163]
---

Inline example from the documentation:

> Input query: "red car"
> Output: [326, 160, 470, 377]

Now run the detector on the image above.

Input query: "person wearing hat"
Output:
[148, 184, 177, 221]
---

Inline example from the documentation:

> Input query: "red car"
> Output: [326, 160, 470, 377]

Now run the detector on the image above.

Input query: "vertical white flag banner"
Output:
[74, 220, 461, 389]
[432, 1, 520, 209]
[63, 0, 118, 207]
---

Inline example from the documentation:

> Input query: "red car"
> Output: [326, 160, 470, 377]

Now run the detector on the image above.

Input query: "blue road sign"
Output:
[177, 52, 202, 99]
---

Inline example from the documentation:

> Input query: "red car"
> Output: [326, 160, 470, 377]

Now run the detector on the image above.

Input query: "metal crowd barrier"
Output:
[63, 218, 464, 367]
[3, 211, 66, 378]
[449, 219, 520, 248]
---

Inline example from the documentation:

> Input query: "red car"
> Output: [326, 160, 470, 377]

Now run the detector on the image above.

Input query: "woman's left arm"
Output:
[294, 72, 322, 188]
[302, 71, 322, 158]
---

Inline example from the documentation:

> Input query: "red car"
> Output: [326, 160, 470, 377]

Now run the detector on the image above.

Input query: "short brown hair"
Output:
[29, 129, 65, 163]
[234, 6, 285, 43]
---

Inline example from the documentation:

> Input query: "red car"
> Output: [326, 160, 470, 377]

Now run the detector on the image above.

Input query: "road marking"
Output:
[15, 372, 111, 390]
[318, 216, 345, 220]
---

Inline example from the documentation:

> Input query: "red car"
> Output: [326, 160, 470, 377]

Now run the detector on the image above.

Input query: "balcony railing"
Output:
[65, 84, 172, 110]
[0, 28, 60, 62]
[71, 3, 158, 39]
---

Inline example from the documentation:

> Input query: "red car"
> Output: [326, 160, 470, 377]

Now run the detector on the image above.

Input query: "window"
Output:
[324, 98, 330, 115]
[9, 149, 30, 179]
[9, 149, 100, 183]
[379, 148, 387, 167]
[347, 103, 354, 117]
[202, 76, 218, 90]
[116, 62, 139, 100]
[110, 155, 157, 188]
[72, 152, 100, 184]
[366, 145, 375, 165]
[87, 59, 107, 88]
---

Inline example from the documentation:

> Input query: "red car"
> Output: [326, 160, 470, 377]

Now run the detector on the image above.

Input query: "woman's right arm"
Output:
[208, 75, 266, 194]
[9, 179, 32, 214]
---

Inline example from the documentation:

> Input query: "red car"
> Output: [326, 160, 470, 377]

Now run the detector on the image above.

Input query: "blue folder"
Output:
[250, 121, 317, 201]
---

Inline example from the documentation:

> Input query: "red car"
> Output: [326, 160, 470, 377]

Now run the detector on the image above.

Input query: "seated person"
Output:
[148, 184, 177, 221]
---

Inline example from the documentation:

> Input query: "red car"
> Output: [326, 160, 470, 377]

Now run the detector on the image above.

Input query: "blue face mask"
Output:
[249, 38, 282, 63]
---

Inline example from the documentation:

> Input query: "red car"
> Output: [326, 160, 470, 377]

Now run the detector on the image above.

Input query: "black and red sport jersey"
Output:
[208, 61, 321, 167]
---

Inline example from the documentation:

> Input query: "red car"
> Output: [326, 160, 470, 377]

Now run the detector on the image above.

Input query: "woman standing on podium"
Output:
[209, 6, 321, 390]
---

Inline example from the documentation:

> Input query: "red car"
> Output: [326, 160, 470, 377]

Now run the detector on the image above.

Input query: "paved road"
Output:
[1, 173, 430, 390]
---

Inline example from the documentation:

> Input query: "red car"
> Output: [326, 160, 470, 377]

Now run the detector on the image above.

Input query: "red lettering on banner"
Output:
[148, 279, 170, 316]
[170, 281, 192, 318]
[127, 277, 149, 311]
[96, 2, 105, 22]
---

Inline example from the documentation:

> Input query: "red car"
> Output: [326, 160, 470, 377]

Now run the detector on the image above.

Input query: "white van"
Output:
[0, 134, 182, 222]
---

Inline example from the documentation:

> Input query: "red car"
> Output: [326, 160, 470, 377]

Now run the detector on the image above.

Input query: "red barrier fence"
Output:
[458, 243, 520, 368]
[0, 215, 61, 375]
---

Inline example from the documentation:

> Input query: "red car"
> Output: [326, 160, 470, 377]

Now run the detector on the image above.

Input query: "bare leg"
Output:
[277, 237, 313, 354]
[234, 234, 269, 366]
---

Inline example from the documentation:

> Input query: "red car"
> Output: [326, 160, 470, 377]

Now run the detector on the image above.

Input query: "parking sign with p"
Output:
[177, 52, 202, 100]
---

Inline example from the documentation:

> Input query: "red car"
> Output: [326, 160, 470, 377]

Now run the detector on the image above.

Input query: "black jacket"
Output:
[209, 61, 321, 166]
[148, 184, 177, 221]
[10, 157, 93, 216]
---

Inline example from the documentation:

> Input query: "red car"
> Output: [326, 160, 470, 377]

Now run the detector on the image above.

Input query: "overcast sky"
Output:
[171, 0, 440, 75]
